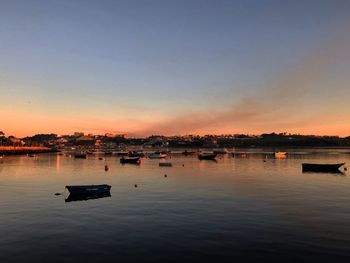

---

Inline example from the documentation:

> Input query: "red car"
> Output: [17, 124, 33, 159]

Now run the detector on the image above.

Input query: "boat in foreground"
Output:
[66, 184, 112, 195]
[198, 153, 217, 160]
[302, 163, 345, 173]
[120, 157, 141, 164]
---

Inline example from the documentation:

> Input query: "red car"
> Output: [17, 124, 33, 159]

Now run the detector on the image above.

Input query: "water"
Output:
[1, 149, 350, 262]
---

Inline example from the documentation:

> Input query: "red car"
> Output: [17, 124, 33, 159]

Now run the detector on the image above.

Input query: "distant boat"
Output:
[149, 153, 167, 159]
[104, 151, 113, 155]
[159, 162, 172, 167]
[198, 153, 217, 160]
[275, 152, 287, 158]
[28, 154, 36, 157]
[302, 163, 345, 173]
[86, 151, 93, 155]
[66, 184, 111, 195]
[120, 157, 141, 164]
[213, 148, 228, 154]
[74, 152, 87, 159]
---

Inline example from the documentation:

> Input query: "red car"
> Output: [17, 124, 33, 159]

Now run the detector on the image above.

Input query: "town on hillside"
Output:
[1, 131, 350, 151]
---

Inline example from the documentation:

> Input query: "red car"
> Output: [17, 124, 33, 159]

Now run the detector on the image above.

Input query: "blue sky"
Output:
[1, 0, 350, 136]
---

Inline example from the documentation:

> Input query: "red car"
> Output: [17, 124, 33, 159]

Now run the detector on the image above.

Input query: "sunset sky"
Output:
[1, 0, 350, 137]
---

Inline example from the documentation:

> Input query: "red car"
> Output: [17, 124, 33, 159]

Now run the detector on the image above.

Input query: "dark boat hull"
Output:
[198, 154, 217, 160]
[120, 157, 140, 164]
[302, 163, 345, 173]
[66, 184, 111, 195]
[74, 153, 87, 159]
[65, 192, 111, 202]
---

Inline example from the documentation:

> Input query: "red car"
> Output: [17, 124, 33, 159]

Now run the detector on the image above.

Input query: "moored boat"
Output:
[302, 163, 345, 173]
[149, 153, 167, 159]
[74, 152, 87, 159]
[65, 184, 111, 194]
[159, 162, 172, 167]
[120, 157, 141, 164]
[198, 153, 217, 160]
[274, 152, 287, 158]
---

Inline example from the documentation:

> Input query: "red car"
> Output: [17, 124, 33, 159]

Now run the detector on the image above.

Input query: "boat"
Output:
[120, 157, 141, 164]
[213, 148, 228, 154]
[74, 152, 87, 159]
[302, 163, 345, 173]
[159, 162, 172, 167]
[274, 152, 287, 158]
[86, 151, 93, 155]
[149, 153, 167, 159]
[198, 153, 217, 160]
[65, 192, 111, 202]
[104, 151, 113, 155]
[65, 184, 111, 195]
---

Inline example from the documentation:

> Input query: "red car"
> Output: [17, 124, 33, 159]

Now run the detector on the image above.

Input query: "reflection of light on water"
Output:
[56, 154, 61, 171]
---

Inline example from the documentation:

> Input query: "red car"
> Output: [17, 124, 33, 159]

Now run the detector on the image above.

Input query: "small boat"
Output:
[159, 162, 172, 167]
[275, 152, 287, 158]
[302, 163, 345, 173]
[74, 152, 87, 159]
[86, 151, 93, 155]
[213, 148, 228, 154]
[198, 153, 217, 160]
[28, 154, 36, 157]
[149, 153, 167, 159]
[66, 184, 111, 195]
[120, 157, 141, 164]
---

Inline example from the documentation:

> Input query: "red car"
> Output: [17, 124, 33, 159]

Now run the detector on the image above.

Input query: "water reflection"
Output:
[65, 192, 112, 202]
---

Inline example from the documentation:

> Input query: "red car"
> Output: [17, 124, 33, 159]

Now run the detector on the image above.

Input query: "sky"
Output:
[1, 0, 350, 137]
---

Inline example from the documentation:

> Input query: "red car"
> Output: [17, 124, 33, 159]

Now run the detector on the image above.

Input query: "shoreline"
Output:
[0, 146, 57, 155]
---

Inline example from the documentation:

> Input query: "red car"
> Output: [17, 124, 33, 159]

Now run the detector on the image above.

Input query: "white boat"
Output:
[149, 153, 167, 159]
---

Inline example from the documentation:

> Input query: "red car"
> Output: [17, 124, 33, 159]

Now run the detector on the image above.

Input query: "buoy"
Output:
[263, 160, 266, 162]
[105, 165, 109, 171]
[345, 167, 348, 171]
[164, 174, 167, 178]
[134, 184, 138, 188]
[182, 164, 185, 167]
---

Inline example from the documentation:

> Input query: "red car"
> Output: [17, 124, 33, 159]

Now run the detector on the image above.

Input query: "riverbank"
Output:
[0, 146, 57, 155]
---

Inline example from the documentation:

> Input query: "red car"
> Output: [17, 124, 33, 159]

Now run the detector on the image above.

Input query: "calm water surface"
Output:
[1, 148, 350, 262]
